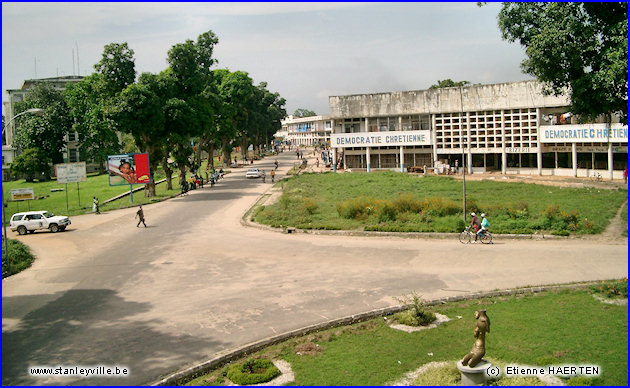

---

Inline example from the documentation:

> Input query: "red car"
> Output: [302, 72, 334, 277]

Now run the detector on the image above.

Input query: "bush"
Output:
[375, 200, 397, 222]
[422, 197, 459, 216]
[2, 239, 36, 278]
[566, 376, 594, 386]
[336, 197, 378, 219]
[394, 291, 436, 326]
[302, 198, 318, 215]
[392, 193, 423, 213]
[590, 279, 628, 298]
[226, 359, 280, 385]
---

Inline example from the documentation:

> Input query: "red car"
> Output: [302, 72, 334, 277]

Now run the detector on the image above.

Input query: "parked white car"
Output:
[245, 168, 263, 178]
[9, 211, 71, 235]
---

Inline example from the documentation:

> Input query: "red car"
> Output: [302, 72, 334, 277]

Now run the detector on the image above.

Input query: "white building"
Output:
[328, 80, 627, 179]
[3, 76, 84, 179]
[282, 115, 333, 146]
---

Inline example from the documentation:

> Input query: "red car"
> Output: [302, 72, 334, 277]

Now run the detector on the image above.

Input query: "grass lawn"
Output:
[2, 170, 181, 223]
[185, 285, 627, 386]
[253, 172, 627, 235]
[2, 239, 35, 278]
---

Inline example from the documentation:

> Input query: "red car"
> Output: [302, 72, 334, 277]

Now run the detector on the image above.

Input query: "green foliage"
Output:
[94, 42, 136, 96]
[14, 83, 72, 165]
[188, 288, 627, 386]
[2, 239, 35, 278]
[293, 108, 317, 117]
[255, 172, 627, 235]
[590, 278, 628, 298]
[302, 198, 318, 215]
[10, 148, 52, 181]
[226, 359, 280, 385]
[429, 79, 471, 89]
[535, 355, 560, 366]
[394, 292, 436, 326]
[498, 2, 628, 124]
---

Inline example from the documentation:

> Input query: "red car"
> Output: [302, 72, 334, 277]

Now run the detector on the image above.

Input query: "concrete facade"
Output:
[282, 115, 332, 146]
[328, 80, 628, 179]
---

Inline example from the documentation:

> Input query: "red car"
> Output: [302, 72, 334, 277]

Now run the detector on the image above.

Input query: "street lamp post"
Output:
[2, 108, 44, 265]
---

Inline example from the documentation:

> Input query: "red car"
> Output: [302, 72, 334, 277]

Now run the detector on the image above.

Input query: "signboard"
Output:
[10, 188, 34, 201]
[107, 153, 151, 186]
[539, 123, 628, 144]
[55, 162, 87, 184]
[331, 130, 431, 148]
[542, 145, 628, 153]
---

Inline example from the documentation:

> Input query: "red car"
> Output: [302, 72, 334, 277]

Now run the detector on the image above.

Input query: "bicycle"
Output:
[459, 226, 493, 244]
[591, 172, 602, 182]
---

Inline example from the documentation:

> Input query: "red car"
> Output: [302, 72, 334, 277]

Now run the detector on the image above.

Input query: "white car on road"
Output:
[10, 211, 71, 235]
[245, 168, 263, 178]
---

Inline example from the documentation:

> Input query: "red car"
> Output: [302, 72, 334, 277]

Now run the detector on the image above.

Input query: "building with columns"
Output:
[328, 80, 627, 179]
[282, 115, 333, 147]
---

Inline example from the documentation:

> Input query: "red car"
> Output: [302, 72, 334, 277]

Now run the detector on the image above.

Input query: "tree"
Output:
[497, 2, 628, 123]
[10, 148, 52, 181]
[65, 74, 121, 172]
[114, 82, 166, 196]
[429, 79, 471, 89]
[293, 108, 316, 117]
[14, 83, 71, 165]
[94, 42, 136, 97]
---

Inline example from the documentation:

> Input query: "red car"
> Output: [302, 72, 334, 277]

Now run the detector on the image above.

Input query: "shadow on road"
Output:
[2, 289, 226, 385]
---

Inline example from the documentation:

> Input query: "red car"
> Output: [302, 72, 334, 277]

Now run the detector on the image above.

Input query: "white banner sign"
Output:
[331, 130, 431, 148]
[539, 123, 628, 143]
[55, 162, 87, 183]
[10, 188, 34, 201]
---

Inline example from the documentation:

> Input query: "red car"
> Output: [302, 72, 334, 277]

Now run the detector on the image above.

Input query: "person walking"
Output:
[136, 205, 147, 227]
[624, 166, 627, 184]
[270, 169, 275, 182]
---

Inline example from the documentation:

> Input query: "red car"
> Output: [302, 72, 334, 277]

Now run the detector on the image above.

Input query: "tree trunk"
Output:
[222, 139, 231, 167]
[145, 176, 156, 197]
[178, 164, 187, 185]
[207, 144, 215, 172]
[162, 159, 173, 190]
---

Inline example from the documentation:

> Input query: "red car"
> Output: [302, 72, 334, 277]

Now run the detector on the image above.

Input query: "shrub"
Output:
[2, 239, 35, 278]
[455, 218, 466, 232]
[543, 204, 560, 221]
[302, 198, 318, 215]
[394, 291, 436, 326]
[336, 197, 378, 219]
[392, 193, 423, 213]
[226, 359, 280, 385]
[590, 279, 628, 298]
[422, 197, 459, 216]
[566, 376, 594, 386]
[375, 200, 397, 222]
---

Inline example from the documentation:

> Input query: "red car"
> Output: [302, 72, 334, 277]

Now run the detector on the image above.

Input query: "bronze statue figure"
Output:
[461, 310, 490, 368]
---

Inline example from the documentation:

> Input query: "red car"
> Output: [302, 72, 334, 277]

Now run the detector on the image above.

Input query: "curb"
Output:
[151, 282, 601, 386]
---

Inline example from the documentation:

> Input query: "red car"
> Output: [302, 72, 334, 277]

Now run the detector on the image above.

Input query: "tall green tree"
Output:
[94, 42, 137, 97]
[14, 83, 71, 166]
[65, 74, 120, 172]
[497, 2, 628, 123]
[114, 82, 166, 196]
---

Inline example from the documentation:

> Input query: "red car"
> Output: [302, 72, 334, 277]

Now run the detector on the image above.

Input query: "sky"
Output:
[2, 2, 532, 116]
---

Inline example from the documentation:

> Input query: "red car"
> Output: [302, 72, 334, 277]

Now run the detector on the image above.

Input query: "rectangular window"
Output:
[68, 149, 79, 163]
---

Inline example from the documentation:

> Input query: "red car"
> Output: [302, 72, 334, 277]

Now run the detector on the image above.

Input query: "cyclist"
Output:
[470, 212, 481, 243]
[476, 213, 490, 241]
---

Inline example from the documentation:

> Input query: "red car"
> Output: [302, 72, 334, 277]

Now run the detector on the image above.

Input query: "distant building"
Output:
[328, 80, 627, 179]
[282, 115, 332, 147]
[3, 76, 84, 179]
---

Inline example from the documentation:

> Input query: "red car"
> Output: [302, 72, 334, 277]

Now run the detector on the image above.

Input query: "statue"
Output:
[461, 310, 490, 368]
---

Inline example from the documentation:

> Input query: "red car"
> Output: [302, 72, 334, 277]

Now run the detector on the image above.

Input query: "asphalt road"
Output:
[2, 151, 627, 385]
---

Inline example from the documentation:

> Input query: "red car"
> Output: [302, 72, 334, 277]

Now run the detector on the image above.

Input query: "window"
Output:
[68, 132, 77, 142]
[11, 214, 24, 222]
[68, 149, 79, 163]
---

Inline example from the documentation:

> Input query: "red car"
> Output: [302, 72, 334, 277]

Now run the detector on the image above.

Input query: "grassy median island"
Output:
[253, 172, 627, 235]
[184, 285, 627, 386]
[2, 239, 36, 278]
